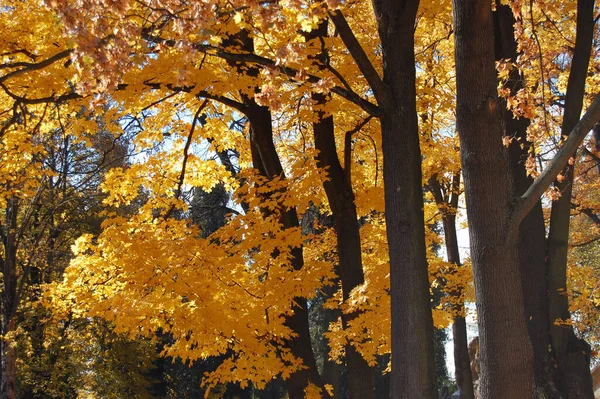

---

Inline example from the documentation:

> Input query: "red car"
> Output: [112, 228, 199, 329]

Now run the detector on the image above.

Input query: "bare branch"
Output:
[512, 93, 600, 225]
[343, 115, 373, 183]
[328, 10, 387, 103]
[166, 99, 209, 218]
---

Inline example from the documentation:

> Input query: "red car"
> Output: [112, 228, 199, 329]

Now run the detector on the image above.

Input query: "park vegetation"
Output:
[1, 0, 600, 398]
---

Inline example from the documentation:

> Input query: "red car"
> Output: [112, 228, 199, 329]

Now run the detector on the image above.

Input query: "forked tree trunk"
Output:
[492, 5, 559, 397]
[304, 20, 373, 398]
[330, 2, 437, 395]
[452, 0, 533, 397]
[312, 104, 374, 399]
[546, 1, 596, 397]
[220, 29, 329, 398]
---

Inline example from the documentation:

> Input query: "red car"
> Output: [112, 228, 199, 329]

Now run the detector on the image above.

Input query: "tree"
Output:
[7, 0, 600, 397]
[307, 20, 374, 399]
[452, 0, 600, 396]
[334, 1, 439, 394]
[429, 174, 475, 399]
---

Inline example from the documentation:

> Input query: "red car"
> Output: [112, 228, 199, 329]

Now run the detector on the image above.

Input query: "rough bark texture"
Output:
[370, 0, 438, 397]
[492, 5, 559, 397]
[430, 176, 475, 399]
[452, 0, 533, 397]
[546, 1, 596, 397]
[245, 102, 329, 399]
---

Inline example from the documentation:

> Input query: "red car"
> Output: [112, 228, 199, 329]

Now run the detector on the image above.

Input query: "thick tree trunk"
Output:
[546, 1, 596, 397]
[492, 5, 559, 397]
[370, 1, 438, 397]
[312, 105, 373, 399]
[452, 0, 533, 397]
[246, 102, 329, 399]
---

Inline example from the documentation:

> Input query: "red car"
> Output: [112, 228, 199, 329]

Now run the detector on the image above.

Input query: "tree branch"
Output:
[197, 45, 381, 115]
[165, 99, 209, 218]
[512, 93, 600, 225]
[328, 10, 387, 103]
[142, 29, 381, 116]
[343, 115, 372, 184]
[573, 203, 600, 225]
[0, 81, 81, 105]
[0, 49, 72, 84]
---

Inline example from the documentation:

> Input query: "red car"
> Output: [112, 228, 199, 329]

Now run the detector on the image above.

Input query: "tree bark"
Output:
[303, 19, 373, 398]
[245, 102, 329, 399]
[492, 5, 560, 397]
[220, 29, 328, 397]
[546, 1, 596, 397]
[1, 197, 18, 399]
[312, 103, 374, 399]
[369, 1, 438, 397]
[452, 0, 533, 397]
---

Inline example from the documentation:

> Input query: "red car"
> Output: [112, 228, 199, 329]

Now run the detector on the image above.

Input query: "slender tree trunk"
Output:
[452, 318, 472, 397]
[303, 22, 373, 397]
[1, 198, 18, 399]
[492, 4, 560, 397]
[246, 102, 329, 399]
[220, 28, 328, 397]
[430, 176, 475, 399]
[370, 1, 438, 397]
[312, 101, 373, 399]
[546, 1, 596, 397]
[452, 0, 533, 397]
[313, 278, 345, 398]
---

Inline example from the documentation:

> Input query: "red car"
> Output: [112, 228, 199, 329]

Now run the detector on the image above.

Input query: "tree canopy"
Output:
[1, 0, 600, 398]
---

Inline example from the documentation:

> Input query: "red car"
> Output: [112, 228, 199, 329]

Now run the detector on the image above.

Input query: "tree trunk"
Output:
[312, 103, 374, 399]
[312, 278, 345, 398]
[492, 4, 560, 397]
[304, 20, 373, 395]
[594, 123, 600, 174]
[546, 1, 596, 397]
[370, 0, 438, 397]
[430, 175, 475, 399]
[452, 0, 533, 397]
[246, 102, 329, 399]
[1, 198, 18, 399]
[220, 28, 328, 397]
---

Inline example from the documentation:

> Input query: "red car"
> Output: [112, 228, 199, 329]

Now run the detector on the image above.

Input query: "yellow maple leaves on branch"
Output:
[2, 0, 600, 397]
